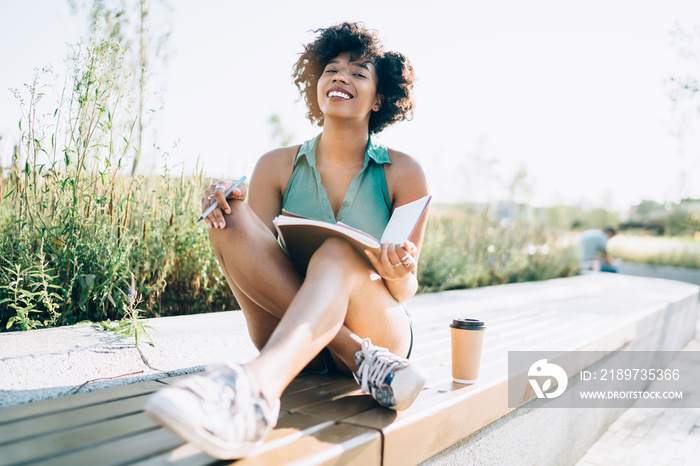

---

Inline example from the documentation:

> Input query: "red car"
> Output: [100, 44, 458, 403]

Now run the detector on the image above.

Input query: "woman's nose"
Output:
[332, 73, 349, 84]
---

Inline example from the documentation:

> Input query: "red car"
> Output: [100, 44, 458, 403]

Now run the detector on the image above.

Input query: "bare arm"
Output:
[200, 146, 296, 233]
[365, 150, 430, 303]
[247, 146, 298, 234]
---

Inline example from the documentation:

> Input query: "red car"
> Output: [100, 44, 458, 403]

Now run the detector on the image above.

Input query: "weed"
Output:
[101, 274, 155, 347]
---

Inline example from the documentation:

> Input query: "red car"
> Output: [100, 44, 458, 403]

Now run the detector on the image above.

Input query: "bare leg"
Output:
[208, 201, 411, 399]
[207, 200, 339, 369]
[207, 200, 301, 319]
[245, 237, 411, 400]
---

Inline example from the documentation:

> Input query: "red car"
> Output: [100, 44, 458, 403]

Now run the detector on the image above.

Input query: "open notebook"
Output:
[273, 195, 431, 275]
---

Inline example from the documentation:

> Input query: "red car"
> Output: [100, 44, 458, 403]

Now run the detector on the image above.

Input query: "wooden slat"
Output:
[293, 392, 380, 422]
[0, 393, 151, 445]
[128, 443, 217, 466]
[130, 413, 338, 465]
[282, 373, 347, 395]
[0, 412, 158, 465]
[281, 378, 359, 412]
[156, 370, 344, 396]
[0, 380, 164, 424]
[30, 427, 185, 466]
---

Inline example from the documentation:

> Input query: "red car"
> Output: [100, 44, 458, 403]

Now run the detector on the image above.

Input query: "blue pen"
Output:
[197, 176, 247, 222]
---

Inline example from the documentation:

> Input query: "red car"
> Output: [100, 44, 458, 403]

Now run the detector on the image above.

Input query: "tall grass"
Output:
[0, 36, 235, 331]
[608, 235, 700, 269]
[418, 205, 579, 292]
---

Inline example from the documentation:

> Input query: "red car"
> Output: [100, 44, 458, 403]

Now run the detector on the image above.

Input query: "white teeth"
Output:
[328, 90, 352, 100]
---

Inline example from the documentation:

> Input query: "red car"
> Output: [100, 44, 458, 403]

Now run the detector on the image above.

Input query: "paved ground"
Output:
[575, 330, 700, 466]
[575, 264, 700, 466]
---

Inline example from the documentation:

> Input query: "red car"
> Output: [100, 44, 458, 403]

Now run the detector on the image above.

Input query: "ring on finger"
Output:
[391, 261, 402, 267]
[215, 184, 226, 190]
[207, 195, 214, 200]
[400, 254, 414, 266]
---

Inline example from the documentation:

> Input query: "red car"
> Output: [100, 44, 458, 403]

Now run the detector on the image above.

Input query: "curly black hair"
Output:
[292, 22, 415, 134]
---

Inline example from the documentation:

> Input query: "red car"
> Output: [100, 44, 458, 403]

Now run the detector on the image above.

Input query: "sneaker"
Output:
[143, 364, 280, 459]
[353, 338, 427, 410]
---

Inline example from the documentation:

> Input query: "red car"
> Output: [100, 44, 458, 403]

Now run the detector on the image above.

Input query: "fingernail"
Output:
[219, 222, 225, 229]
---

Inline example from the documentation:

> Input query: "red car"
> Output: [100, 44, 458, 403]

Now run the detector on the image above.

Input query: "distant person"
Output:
[577, 228, 617, 273]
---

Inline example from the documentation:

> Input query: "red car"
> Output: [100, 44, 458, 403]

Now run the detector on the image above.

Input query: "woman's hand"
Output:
[364, 240, 418, 282]
[201, 180, 247, 229]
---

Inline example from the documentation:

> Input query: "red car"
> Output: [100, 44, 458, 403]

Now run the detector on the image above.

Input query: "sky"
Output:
[1, 0, 700, 210]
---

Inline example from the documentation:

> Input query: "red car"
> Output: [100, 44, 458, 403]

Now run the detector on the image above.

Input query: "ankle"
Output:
[243, 361, 283, 402]
[327, 336, 363, 372]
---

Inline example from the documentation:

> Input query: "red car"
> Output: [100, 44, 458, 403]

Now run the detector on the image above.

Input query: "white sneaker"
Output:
[144, 364, 279, 459]
[353, 338, 427, 410]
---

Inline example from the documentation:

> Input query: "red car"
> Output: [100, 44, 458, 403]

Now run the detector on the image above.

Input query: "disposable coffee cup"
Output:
[450, 318, 486, 384]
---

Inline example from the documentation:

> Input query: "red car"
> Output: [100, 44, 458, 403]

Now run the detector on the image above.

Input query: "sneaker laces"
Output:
[355, 338, 409, 394]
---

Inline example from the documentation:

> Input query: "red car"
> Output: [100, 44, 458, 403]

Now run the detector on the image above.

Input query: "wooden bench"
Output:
[0, 274, 697, 465]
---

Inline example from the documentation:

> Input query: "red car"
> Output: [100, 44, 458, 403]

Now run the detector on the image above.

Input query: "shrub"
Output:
[608, 235, 700, 269]
[418, 205, 579, 292]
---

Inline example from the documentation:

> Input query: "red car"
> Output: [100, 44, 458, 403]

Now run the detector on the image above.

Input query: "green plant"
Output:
[0, 241, 63, 330]
[608, 235, 700, 269]
[101, 274, 155, 347]
[417, 205, 579, 293]
[1, 32, 237, 332]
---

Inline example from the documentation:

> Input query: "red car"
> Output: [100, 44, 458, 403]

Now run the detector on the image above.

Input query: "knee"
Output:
[307, 237, 363, 273]
[207, 200, 251, 245]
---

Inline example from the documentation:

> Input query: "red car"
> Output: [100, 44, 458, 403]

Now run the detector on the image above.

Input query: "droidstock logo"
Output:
[528, 359, 568, 399]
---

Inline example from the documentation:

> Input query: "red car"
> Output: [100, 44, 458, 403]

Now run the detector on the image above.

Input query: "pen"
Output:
[197, 176, 247, 222]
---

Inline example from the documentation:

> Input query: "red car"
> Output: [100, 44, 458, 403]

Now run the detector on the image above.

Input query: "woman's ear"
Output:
[373, 95, 384, 112]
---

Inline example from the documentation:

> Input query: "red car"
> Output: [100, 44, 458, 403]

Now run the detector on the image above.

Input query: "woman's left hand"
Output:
[364, 240, 418, 281]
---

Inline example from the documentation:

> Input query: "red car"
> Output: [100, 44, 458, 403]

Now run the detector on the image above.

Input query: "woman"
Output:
[145, 22, 430, 460]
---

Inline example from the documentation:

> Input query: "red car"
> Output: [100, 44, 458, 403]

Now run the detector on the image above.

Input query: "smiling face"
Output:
[316, 52, 383, 127]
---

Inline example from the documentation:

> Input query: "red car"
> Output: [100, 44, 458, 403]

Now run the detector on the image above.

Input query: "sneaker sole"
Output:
[144, 395, 263, 460]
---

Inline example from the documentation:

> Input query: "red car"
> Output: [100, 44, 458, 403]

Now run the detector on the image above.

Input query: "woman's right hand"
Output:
[201, 180, 247, 229]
